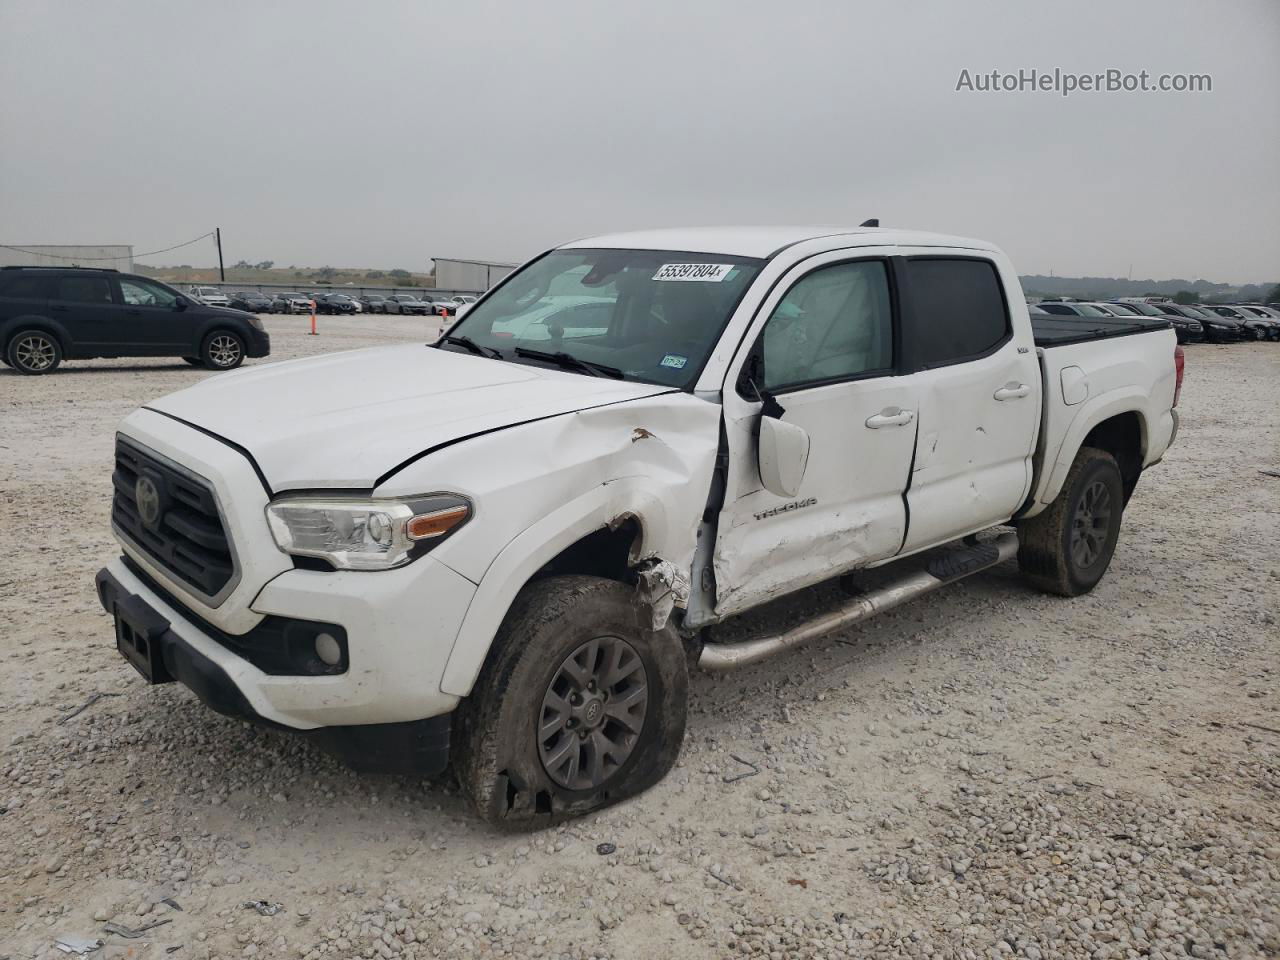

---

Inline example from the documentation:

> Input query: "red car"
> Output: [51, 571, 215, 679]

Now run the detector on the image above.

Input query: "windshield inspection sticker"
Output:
[653, 263, 733, 282]
[660, 354, 688, 369]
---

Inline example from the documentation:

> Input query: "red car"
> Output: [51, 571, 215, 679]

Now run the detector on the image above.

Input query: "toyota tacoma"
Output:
[95, 227, 1183, 826]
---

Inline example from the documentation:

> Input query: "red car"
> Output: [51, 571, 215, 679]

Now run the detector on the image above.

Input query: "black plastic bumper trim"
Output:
[95, 566, 452, 776]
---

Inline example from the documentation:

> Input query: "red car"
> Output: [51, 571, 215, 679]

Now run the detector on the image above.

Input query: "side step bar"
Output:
[697, 531, 1019, 672]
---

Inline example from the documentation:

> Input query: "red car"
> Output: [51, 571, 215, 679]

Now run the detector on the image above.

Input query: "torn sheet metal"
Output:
[634, 558, 691, 630]
[53, 936, 102, 955]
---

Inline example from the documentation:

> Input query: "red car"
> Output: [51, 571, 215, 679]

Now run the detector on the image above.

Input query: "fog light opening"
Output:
[315, 632, 342, 666]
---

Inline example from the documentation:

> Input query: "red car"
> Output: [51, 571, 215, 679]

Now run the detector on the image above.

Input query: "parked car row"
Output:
[190, 286, 479, 317]
[1030, 298, 1280, 343]
[359, 293, 475, 315]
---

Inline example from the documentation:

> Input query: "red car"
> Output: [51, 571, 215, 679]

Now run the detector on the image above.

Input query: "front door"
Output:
[115, 276, 191, 354]
[713, 255, 918, 618]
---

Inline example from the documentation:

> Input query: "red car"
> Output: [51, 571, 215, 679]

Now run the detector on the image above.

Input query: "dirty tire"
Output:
[6, 329, 63, 374]
[454, 575, 688, 829]
[201, 330, 245, 370]
[1018, 446, 1125, 597]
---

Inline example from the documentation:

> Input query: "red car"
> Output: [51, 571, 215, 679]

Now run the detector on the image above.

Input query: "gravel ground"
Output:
[1, 318, 1277, 960]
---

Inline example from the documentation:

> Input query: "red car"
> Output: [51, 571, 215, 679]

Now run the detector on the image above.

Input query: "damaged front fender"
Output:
[633, 558, 691, 631]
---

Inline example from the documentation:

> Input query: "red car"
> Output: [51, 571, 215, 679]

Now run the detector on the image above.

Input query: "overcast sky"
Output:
[2, 0, 1277, 282]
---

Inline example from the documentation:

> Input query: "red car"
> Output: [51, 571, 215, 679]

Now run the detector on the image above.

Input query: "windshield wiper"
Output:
[513, 347, 624, 379]
[438, 335, 501, 358]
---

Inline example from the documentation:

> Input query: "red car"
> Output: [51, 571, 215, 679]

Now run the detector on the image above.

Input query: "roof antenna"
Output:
[860, 218, 880, 227]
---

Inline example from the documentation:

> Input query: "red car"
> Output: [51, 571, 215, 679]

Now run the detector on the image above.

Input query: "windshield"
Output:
[1123, 302, 1162, 316]
[441, 248, 763, 388]
[1102, 302, 1139, 315]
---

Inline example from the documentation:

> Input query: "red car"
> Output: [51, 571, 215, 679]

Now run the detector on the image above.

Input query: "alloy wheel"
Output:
[208, 335, 242, 368]
[538, 636, 649, 791]
[14, 334, 56, 371]
[1070, 479, 1112, 568]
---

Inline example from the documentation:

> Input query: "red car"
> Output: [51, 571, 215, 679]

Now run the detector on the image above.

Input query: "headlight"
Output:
[265, 494, 472, 570]
[246, 315, 265, 331]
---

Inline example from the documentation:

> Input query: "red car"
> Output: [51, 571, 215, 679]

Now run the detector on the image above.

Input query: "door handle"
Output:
[993, 382, 1031, 401]
[51, 305, 69, 312]
[865, 407, 915, 429]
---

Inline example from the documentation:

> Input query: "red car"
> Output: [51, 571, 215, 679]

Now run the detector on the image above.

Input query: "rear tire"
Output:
[6, 329, 63, 375]
[201, 330, 245, 371]
[454, 575, 688, 829]
[1018, 446, 1125, 597]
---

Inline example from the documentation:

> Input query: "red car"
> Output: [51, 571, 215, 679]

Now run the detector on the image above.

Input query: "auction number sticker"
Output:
[653, 263, 733, 282]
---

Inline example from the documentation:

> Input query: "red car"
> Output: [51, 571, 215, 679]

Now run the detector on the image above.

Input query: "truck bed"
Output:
[1032, 314, 1171, 347]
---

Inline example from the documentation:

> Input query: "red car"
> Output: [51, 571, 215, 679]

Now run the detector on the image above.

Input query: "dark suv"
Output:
[0, 267, 270, 375]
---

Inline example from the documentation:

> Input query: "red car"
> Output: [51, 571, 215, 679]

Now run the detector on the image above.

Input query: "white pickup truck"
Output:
[96, 227, 1183, 826]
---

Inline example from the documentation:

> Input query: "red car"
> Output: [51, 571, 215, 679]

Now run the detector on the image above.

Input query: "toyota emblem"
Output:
[135, 475, 163, 529]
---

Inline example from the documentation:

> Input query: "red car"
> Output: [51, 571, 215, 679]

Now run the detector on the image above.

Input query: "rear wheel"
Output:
[7, 329, 62, 375]
[454, 575, 688, 828]
[201, 330, 245, 371]
[1018, 446, 1125, 597]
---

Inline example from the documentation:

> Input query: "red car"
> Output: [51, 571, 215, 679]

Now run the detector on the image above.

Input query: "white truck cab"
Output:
[97, 227, 1182, 825]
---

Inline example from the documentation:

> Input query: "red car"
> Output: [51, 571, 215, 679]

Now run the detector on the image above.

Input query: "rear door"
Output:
[713, 254, 918, 617]
[49, 274, 124, 355]
[898, 254, 1040, 552]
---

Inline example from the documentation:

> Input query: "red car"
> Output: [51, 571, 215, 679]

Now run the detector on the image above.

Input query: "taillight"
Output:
[1173, 345, 1185, 407]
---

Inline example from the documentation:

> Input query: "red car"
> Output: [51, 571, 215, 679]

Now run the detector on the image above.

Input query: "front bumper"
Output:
[96, 563, 456, 775]
[246, 329, 271, 357]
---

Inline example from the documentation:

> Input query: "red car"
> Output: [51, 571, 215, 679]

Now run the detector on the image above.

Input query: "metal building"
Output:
[0, 244, 135, 272]
[432, 257, 518, 292]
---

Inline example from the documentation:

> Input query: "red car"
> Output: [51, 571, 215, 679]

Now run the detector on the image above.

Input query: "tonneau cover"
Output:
[1032, 314, 1171, 348]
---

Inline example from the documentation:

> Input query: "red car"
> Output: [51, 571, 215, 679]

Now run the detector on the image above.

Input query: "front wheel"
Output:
[1018, 446, 1125, 597]
[454, 575, 689, 828]
[6, 329, 63, 374]
[201, 330, 245, 370]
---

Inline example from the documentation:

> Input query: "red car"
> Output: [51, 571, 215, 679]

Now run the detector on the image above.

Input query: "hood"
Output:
[145, 344, 672, 490]
[206, 306, 257, 320]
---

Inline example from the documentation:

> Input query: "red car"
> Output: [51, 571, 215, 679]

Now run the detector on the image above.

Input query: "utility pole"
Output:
[215, 227, 225, 281]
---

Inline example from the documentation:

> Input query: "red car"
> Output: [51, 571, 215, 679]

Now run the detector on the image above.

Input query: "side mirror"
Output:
[757, 415, 810, 498]
[174, 296, 189, 311]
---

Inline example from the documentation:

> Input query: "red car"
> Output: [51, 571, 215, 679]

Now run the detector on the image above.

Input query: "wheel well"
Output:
[1082, 412, 1144, 502]
[530, 518, 642, 585]
[3, 323, 67, 354]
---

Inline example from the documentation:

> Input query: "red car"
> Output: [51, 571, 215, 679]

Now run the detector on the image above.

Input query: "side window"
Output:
[55, 276, 113, 304]
[0, 274, 51, 299]
[906, 258, 1010, 367]
[757, 260, 892, 392]
[119, 278, 177, 307]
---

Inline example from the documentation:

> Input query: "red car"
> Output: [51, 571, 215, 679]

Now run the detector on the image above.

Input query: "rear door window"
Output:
[55, 276, 114, 304]
[904, 258, 1010, 368]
